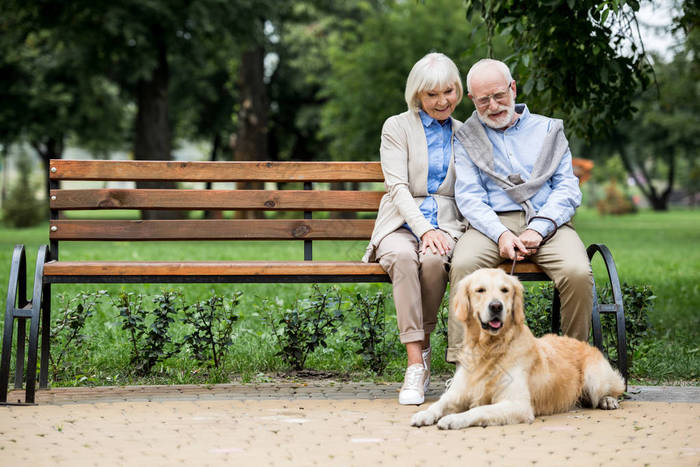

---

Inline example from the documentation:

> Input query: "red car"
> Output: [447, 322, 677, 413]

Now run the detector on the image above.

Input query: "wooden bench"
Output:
[0, 159, 626, 404]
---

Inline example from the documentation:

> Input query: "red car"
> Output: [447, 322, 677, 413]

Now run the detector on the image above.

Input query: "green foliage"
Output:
[465, 0, 654, 141]
[264, 285, 345, 371]
[523, 282, 557, 338]
[114, 290, 183, 376]
[181, 292, 242, 368]
[49, 291, 107, 381]
[350, 290, 399, 375]
[599, 282, 654, 366]
[321, 0, 486, 162]
[2, 156, 44, 228]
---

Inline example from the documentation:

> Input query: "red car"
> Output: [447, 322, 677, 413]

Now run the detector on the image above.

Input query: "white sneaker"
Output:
[399, 363, 427, 405]
[422, 347, 431, 392]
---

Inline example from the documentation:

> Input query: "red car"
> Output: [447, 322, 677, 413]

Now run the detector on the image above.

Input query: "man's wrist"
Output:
[527, 219, 550, 239]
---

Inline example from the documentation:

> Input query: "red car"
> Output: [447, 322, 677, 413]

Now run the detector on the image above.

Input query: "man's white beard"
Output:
[477, 103, 515, 130]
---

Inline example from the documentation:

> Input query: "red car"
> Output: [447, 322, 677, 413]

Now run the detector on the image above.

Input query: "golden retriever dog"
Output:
[412, 268, 624, 430]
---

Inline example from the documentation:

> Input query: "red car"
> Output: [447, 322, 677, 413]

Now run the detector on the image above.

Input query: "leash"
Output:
[508, 216, 558, 276]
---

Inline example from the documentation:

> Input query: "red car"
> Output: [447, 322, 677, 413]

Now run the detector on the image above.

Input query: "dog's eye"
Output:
[501, 287, 509, 293]
[476, 287, 486, 293]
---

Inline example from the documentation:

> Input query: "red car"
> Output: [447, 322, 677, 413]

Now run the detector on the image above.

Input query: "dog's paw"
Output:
[436, 413, 469, 430]
[598, 396, 620, 410]
[411, 410, 439, 427]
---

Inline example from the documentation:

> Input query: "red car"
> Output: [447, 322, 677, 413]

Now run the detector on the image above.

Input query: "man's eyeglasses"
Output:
[472, 82, 512, 108]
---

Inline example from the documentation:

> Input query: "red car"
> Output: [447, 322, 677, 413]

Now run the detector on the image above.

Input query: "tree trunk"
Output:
[133, 36, 181, 220]
[232, 45, 268, 220]
[31, 136, 64, 202]
[204, 132, 222, 219]
[617, 144, 670, 211]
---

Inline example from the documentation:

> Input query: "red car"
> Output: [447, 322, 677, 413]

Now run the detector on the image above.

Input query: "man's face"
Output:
[469, 68, 517, 130]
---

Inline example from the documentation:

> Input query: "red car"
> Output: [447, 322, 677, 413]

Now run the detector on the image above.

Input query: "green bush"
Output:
[2, 157, 44, 228]
[351, 291, 399, 375]
[181, 292, 241, 368]
[262, 285, 345, 371]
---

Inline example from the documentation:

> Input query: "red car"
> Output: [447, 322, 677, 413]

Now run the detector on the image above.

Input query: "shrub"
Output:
[351, 291, 399, 375]
[113, 290, 183, 376]
[49, 291, 107, 381]
[263, 286, 345, 371]
[598, 282, 654, 367]
[181, 292, 241, 368]
[2, 156, 44, 228]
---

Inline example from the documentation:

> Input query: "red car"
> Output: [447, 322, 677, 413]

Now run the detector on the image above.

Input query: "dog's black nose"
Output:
[489, 300, 503, 313]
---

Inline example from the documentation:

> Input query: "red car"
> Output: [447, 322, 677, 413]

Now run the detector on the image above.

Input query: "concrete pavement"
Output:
[1, 380, 698, 466]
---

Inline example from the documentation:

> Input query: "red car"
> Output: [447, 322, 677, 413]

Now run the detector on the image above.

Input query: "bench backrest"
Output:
[48, 159, 385, 261]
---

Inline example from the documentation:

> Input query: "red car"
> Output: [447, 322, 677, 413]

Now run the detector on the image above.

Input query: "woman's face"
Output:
[419, 84, 458, 122]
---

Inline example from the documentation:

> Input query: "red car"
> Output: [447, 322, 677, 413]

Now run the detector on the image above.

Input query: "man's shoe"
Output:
[399, 363, 428, 405]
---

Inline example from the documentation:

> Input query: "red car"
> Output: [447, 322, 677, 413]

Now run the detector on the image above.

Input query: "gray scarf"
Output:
[455, 109, 570, 221]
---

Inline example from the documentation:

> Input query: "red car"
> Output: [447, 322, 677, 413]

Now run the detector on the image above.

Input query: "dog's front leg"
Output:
[411, 365, 469, 427]
[436, 399, 534, 430]
[437, 370, 534, 430]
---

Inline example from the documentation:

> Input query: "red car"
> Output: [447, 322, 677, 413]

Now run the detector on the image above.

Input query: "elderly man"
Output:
[446, 58, 593, 363]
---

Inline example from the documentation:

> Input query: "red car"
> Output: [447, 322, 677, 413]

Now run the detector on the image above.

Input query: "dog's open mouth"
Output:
[481, 317, 503, 332]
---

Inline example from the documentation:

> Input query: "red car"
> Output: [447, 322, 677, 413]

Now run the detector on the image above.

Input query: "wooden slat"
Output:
[49, 160, 384, 182]
[43, 261, 388, 276]
[43, 260, 546, 278]
[50, 189, 384, 211]
[49, 219, 376, 241]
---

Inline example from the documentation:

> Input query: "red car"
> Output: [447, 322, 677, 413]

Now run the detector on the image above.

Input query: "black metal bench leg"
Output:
[0, 245, 27, 403]
[591, 281, 604, 352]
[39, 283, 51, 389]
[14, 318, 26, 388]
[550, 287, 561, 334]
[587, 243, 627, 386]
[24, 246, 49, 404]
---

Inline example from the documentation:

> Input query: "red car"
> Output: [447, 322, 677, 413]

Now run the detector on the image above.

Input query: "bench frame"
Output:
[0, 160, 626, 404]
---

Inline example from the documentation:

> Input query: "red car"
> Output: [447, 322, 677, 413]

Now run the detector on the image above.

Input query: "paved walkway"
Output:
[1, 381, 698, 466]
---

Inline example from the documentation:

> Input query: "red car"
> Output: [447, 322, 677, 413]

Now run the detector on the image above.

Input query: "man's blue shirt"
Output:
[454, 104, 581, 242]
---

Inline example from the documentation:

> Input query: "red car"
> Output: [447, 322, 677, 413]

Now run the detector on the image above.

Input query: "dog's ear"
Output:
[510, 274, 525, 327]
[452, 275, 471, 323]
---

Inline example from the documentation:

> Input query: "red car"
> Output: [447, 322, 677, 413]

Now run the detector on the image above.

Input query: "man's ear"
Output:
[510, 274, 525, 327]
[452, 276, 471, 323]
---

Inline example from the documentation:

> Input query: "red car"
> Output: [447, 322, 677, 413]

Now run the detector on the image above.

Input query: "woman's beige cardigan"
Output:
[362, 110, 467, 262]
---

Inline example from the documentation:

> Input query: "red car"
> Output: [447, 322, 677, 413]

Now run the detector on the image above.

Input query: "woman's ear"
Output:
[510, 275, 525, 327]
[452, 276, 471, 323]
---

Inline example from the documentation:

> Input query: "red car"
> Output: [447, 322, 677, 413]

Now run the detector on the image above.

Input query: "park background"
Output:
[0, 0, 697, 389]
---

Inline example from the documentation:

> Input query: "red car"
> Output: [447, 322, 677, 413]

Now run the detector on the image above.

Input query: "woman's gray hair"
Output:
[466, 59, 513, 94]
[405, 53, 463, 113]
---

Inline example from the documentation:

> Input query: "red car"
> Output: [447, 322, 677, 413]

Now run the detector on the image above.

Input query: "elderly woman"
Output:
[362, 52, 467, 405]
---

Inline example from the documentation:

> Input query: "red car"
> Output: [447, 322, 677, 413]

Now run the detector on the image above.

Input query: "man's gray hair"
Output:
[405, 52, 463, 112]
[466, 59, 513, 94]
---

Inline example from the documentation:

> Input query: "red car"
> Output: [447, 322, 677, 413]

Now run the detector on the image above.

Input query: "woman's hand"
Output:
[420, 230, 452, 256]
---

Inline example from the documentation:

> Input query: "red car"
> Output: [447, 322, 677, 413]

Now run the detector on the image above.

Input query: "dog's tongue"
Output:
[489, 319, 502, 329]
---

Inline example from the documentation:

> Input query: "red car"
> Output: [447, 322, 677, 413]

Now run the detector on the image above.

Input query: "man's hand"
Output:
[420, 229, 451, 256]
[497, 230, 529, 261]
[519, 229, 543, 254]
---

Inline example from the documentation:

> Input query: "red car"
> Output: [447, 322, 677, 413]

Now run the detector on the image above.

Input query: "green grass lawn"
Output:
[0, 207, 698, 387]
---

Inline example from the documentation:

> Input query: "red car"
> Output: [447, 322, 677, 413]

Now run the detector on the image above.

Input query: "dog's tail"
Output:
[581, 352, 625, 408]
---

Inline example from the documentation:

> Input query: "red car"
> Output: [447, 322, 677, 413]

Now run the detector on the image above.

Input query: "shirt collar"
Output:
[419, 109, 451, 129]
[510, 103, 529, 129]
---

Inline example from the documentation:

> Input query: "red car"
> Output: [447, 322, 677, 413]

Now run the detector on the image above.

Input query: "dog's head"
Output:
[452, 268, 525, 337]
